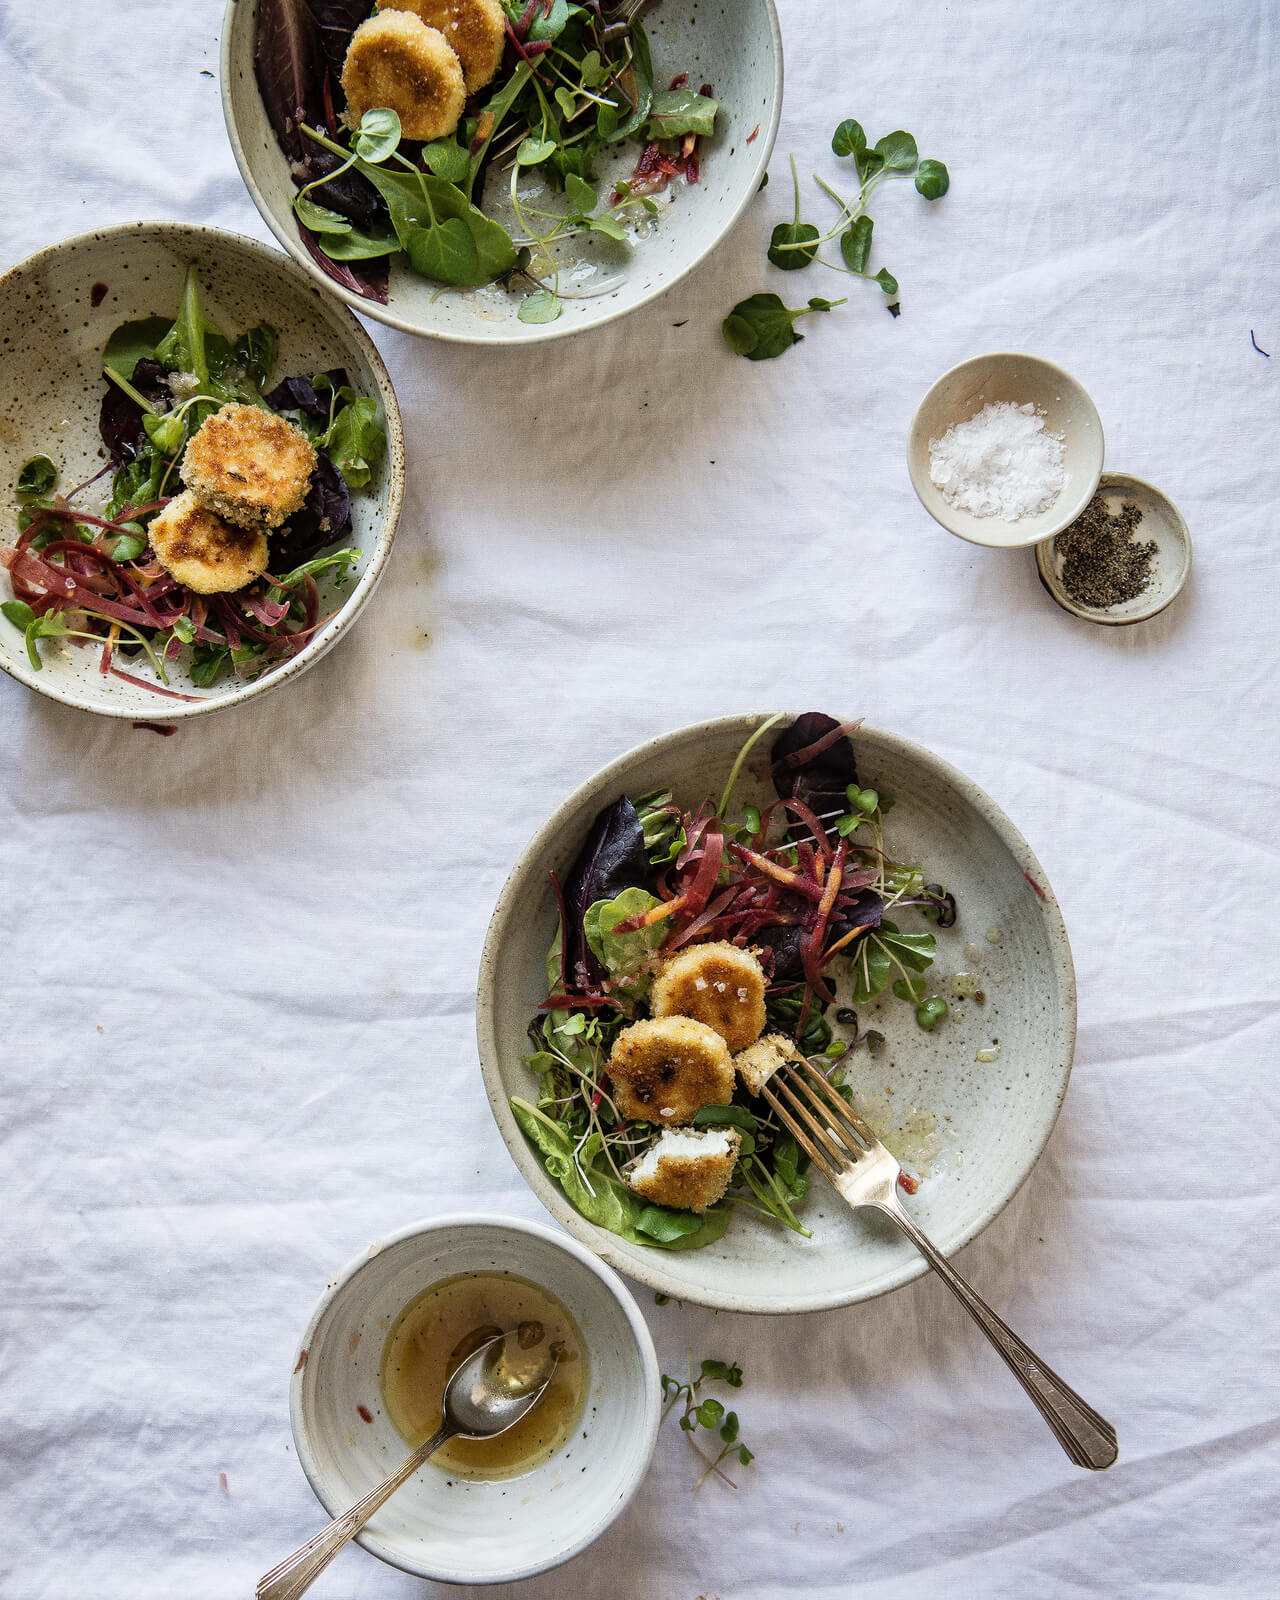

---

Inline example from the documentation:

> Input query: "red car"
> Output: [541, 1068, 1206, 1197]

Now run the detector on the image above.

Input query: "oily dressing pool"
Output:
[379, 1271, 588, 1480]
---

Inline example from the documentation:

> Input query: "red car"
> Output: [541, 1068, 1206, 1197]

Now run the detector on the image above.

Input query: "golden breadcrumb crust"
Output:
[181, 404, 316, 533]
[342, 11, 467, 141]
[627, 1130, 743, 1213]
[651, 941, 768, 1054]
[377, 0, 505, 94]
[147, 489, 268, 595]
[734, 1033, 806, 1096]
[607, 1016, 735, 1125]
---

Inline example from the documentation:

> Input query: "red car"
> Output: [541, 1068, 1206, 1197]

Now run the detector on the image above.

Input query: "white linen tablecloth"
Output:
[1, 2, 1277, 1596]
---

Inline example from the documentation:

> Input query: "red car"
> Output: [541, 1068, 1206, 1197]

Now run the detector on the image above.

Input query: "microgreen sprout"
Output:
[661, 1357, 755, 1489]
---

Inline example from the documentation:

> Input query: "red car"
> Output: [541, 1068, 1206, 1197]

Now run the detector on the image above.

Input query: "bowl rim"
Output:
[476, 714, 1078, 1314]
[289, 1210, 662, 1585]
[907, 350, 1105, 550]
[1034, 469, 1192, 626]
[0, 219, 405, 720]
[219, 0, 784, 345]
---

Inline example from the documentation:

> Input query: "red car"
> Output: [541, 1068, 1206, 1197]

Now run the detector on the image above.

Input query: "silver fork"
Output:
[763, 1058, 1118, 1470]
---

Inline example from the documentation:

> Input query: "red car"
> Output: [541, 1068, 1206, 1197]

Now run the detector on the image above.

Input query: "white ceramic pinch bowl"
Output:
[0, 222, 404, 720]
[908, 352, 1105, 549]
[222, 0, 782, 343]
[478, 715, 1078, 1314]
[291, 1213, 660, 1585]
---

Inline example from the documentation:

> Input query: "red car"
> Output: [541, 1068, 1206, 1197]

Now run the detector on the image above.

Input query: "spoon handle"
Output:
[257, 1424, 455, 1600]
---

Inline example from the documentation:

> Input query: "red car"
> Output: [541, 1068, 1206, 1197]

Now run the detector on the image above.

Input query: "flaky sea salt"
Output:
[928, 400, 1065, 520]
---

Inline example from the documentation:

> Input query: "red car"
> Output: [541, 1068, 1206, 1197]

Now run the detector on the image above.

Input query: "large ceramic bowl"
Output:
[0, 222, 404, 720]
[477, 715, 1077, 1313]
[221, 0, 782, 343]
[291, 1214, 661, 1584]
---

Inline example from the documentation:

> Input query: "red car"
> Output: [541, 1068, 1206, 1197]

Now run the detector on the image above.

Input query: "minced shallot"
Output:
[928, 400, 1066, 520]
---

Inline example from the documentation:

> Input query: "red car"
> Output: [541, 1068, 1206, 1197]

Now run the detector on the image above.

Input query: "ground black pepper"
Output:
[1054, 497, 1156, 608]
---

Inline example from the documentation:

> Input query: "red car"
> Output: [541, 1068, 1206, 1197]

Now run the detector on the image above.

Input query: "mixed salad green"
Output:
[256, 1, 720, 324]
[0, 267, 384, 698]
[513, 713, 960, 1250]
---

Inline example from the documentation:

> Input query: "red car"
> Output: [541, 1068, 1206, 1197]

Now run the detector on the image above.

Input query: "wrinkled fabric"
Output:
[1, 2, 1278, 1597]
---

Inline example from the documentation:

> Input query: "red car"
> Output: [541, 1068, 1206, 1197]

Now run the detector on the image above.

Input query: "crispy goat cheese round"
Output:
[342, 12, 467, 142]
[650, 941, 768, 1054]
[733, 1033, 805, 1097]
[625, 1127, 742, 1214]
[147, 489, 268, 595]
[376, 0, 504, 94]
[607, 1016, 735, 1126]
[181, 403, 316, 533]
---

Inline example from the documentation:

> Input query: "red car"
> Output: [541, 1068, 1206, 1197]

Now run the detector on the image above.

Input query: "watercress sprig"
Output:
[724, 118, 950, 359]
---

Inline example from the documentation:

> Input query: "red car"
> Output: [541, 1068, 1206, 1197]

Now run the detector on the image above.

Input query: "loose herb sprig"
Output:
[661, 1358, 755, 1489]
[724, 119, 950, 360]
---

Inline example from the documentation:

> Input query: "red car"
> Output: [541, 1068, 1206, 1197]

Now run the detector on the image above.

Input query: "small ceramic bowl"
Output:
[0, 222, 404, 720]
[220, 0, 782, 343]
[291, 1214, 660, 1585]
[1035, 472, 1191, 625]
[477, 715, 1078, 1314]
[908, 353, 1105, 549]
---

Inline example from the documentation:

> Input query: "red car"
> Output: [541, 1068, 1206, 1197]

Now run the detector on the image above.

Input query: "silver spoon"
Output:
[257, 1329, 556, 1600]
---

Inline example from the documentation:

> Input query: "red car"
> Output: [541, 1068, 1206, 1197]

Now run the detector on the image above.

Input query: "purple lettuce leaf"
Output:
[255, 0, 326, 163]
[265, 368, 350, 420]
[299, 225, 390, 304]
[562, 798, 652, 991]
[270, 451, 352, 567]
[304, 0, 372, 86]
[289, 148, 388, 231]
[770, 712, 860, 822]
[99, 359, 171, 463]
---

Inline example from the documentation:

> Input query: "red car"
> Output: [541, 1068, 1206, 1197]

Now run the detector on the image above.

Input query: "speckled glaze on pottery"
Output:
[291, 1214, 661, 1584]
[0, 222, 404, 719]
[477, 716, 1077, 1313]
[221, 0, 782, 343]
[908, 352, 1105, 549]
[1035, 471, 1192, 625]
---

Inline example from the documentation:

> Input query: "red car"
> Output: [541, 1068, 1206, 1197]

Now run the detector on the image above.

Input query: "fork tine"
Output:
[760, 1084, 844, 1182]
[793, 1057, 882, 1150]
[765, 1075, 851, 1171]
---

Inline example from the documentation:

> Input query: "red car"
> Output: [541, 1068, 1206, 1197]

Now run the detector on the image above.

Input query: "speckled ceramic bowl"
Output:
[477, 716, 1077, 1313]
[908, 353, 1105, 549]
[0, 222, 404, 720]
[220, 0, 782, 343]
[291, 1214, 660, 1584]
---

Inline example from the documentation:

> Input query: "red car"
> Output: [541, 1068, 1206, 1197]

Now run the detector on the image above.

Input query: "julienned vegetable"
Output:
[254, 0, 721, 324]
[0, 266, 385, 699]
[724, 119, 951, 360]
[513, 713, 959, 1251]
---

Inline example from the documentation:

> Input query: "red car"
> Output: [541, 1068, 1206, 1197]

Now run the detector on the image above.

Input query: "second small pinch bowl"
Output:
[908, 352, 1104, 549]
[290, 1214, 661, 1585]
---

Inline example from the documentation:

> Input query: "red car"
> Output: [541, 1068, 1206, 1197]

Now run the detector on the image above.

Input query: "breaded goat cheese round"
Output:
[342, 11, 467, 142]
[148, 489, 268, 595]
[377, 0, 504, 94]
[181, 403, 316, 533]
[607, 1016, 735, 1125]
[625, 1126, 742, 1214]
[734, 1033, 805, 1097]
[650, 941, 768, 1054]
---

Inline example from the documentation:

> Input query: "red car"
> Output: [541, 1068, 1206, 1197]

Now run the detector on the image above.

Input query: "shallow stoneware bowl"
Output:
[1035, 471, 1192, 625]
[291, 1214, 661, 1585]
[477, 715, 1077, 1313]
[221, 0, 782, 343]
[908, 352, 1105, 549]
[0, 222, 404, 720]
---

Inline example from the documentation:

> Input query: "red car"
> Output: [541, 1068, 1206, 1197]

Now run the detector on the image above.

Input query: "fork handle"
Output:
[257, 1424, 455, 1600]
[877, 1199, 1118, 1471]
